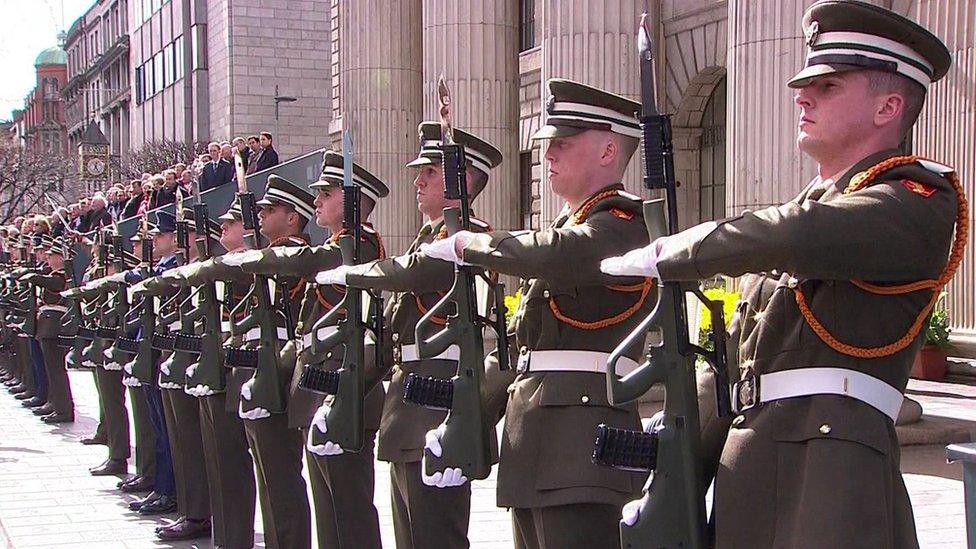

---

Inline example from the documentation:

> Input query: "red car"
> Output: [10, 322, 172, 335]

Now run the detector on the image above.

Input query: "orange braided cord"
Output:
[415, 294, 448, 326]
[549, 278, 653, 330]
[795, 155, 969, 358]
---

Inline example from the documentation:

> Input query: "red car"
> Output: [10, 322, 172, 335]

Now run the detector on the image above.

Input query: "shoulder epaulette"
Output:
[616, 190, 642, 202]
[917, 159, 954, 175]
[470, 217, 491, 230]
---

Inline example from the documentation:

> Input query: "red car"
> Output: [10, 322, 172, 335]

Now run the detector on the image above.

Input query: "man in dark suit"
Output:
[199, 142, 235, 192]
[244, 135, 262, 175]
[251, 132, 280, 173]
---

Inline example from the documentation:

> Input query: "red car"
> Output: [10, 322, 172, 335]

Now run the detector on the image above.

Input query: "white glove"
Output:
[221, 249, 263, 267]
[600, 238, 666, 279]
[306, 404, 344, 456]
[314, 263, 368, 286]
[105, 272, 127, 283]
[418, 231, 473, 265]
[238, 378, 271, 419]
[621, 496, 647, 527]
[240, 378, 254, 401]
[420, 424, 468, 488]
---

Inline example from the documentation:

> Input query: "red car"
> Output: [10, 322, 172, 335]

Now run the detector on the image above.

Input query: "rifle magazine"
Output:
[592, 424, 658, 473]
[402, 373, 453, 411]
[297, 364, 340, 395]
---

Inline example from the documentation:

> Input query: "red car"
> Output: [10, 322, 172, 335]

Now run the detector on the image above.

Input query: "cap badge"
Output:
[804, 20, 820, 47]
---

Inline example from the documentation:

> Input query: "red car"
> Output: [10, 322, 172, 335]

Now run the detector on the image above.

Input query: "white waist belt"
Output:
[739, 367, 904, 422]
[221, 321, 231, 333]
[300, 325, 340, 352]
[400, 343, 460, 363]
[242, 326, 290, 342]
[519, 350, 640, 377]
[39, 305, 68, 313]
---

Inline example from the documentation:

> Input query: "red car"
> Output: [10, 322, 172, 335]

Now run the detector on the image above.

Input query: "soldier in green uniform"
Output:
[230, 150, 390, 548]
[601, 2, 962, 547]
[156, 200, 258, 548]
[417, 80, 653, 549]
[29, 237, 74, 423]
[318, 122, 504, 549]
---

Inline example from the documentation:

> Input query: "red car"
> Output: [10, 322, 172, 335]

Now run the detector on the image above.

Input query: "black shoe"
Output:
[80, 433, 107, 445]
[32, 403, 55, 416]
[129, 491, 159, 511]
[155, 515, 185, 533]
[13, 389, 34, 399]
[22, 396, 45, 408]
[89, 458, 127, 476]
[157, 517, 211, 540]
[120, 475, 155, 493]
[138, 493, 177, 515]
[41, 412, 74, 424]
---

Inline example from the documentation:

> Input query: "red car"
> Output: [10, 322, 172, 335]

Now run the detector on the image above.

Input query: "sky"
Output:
[0, 0, 93, 121]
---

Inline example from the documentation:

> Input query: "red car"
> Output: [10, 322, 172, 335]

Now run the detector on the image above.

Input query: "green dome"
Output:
[34, 47, 67, 67]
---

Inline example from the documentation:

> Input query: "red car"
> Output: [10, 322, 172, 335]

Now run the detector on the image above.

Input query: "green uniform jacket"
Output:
[460, 184, 652, 509]
[656, 150, 958, 548]
[244, 226, 386, 431]
[33, 269, 67, 339]
[347, 216, 495, 463]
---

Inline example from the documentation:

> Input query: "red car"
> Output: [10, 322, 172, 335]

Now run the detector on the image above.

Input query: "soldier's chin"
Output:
[239, 406, 270, 420]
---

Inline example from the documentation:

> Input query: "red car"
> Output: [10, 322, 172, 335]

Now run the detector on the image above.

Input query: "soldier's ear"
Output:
[600, 135, 619, 168]
[874, 92, 904, 132]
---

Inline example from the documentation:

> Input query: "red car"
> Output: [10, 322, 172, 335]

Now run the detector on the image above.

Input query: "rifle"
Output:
[76, 234, 111, 368]
[301, 131, 384, 451]
[182, 181, 226, 395]
[126, 218, 159, 383]
[226, 152, 287, 415]
[401, 77, 509, 481]
[156, 205, 197, 386]
[591, 11, 732, 549]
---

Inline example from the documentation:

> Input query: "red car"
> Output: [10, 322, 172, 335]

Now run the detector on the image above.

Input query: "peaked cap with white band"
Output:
[217, 198, 243, 222]
[255, 174, 316, 222]
[406, 122, 503, 179]
[532, 78, 641, 140]
[788, 0, 951, 90]
[311, 150, 390, 204]
[47, 237, 68, 257]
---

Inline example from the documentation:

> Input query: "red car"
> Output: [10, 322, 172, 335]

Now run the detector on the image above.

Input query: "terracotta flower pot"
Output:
[911, 344, 948, 381]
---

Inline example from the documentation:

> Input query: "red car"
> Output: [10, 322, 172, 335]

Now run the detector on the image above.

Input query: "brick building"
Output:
[16, 47, 69, 156]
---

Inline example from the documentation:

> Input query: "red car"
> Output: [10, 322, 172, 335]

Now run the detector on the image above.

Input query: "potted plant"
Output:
[911, 292, 951, 381]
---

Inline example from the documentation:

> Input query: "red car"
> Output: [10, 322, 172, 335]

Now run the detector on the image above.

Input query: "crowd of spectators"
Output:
[10, 133, 280, 245]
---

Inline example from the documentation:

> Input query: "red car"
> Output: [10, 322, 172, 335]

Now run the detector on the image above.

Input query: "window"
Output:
[163, 43, 174, 87]
[173, 36, 184, 82]
[519, 0, 536, 52]
[698, 77, 727, 222]
[144, 57, 154, 97]
[153, 51, 164, 94]
[134, 66, 143, 104]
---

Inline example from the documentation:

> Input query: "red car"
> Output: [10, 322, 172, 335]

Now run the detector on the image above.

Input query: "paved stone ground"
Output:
[0, 369, 972, 548]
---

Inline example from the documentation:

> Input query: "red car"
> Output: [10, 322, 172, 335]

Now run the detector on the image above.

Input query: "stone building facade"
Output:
[127, 0, 332, 162]
[63, 0, 131, 175]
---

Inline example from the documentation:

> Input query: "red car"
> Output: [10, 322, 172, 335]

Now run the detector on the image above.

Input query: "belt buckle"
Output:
[732, 374, 760, 414]
[516, 348, 530, 374]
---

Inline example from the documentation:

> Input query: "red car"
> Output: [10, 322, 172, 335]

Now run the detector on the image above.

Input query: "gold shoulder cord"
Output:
[794, 155, 969, 358]
[549, 189, 654, 330]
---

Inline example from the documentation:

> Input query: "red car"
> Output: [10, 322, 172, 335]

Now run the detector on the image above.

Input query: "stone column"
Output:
[421, 0, 520, 232]
[726, 0, 818, 216]
[911, 0, 976, 351]
[538, 0, 644, 224]
[334, 0, 424, 255]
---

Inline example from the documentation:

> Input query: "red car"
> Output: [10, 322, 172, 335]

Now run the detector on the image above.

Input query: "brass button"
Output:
[580, 395, 590, 404]
[392, 332, 399, 343]
[732, 415, 745, 427]
[543, 290, 551, 298]
[326, 352, 333, 360]
[787, 277, 799, 289]
[819, 424, 832, 435]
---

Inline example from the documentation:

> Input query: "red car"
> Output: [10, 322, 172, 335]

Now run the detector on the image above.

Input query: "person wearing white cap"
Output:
[600, 1, 962, 546]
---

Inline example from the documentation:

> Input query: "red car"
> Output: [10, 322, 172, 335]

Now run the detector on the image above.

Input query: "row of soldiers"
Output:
[0, 2, 963, 546]
[0, 76, 654, 548]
